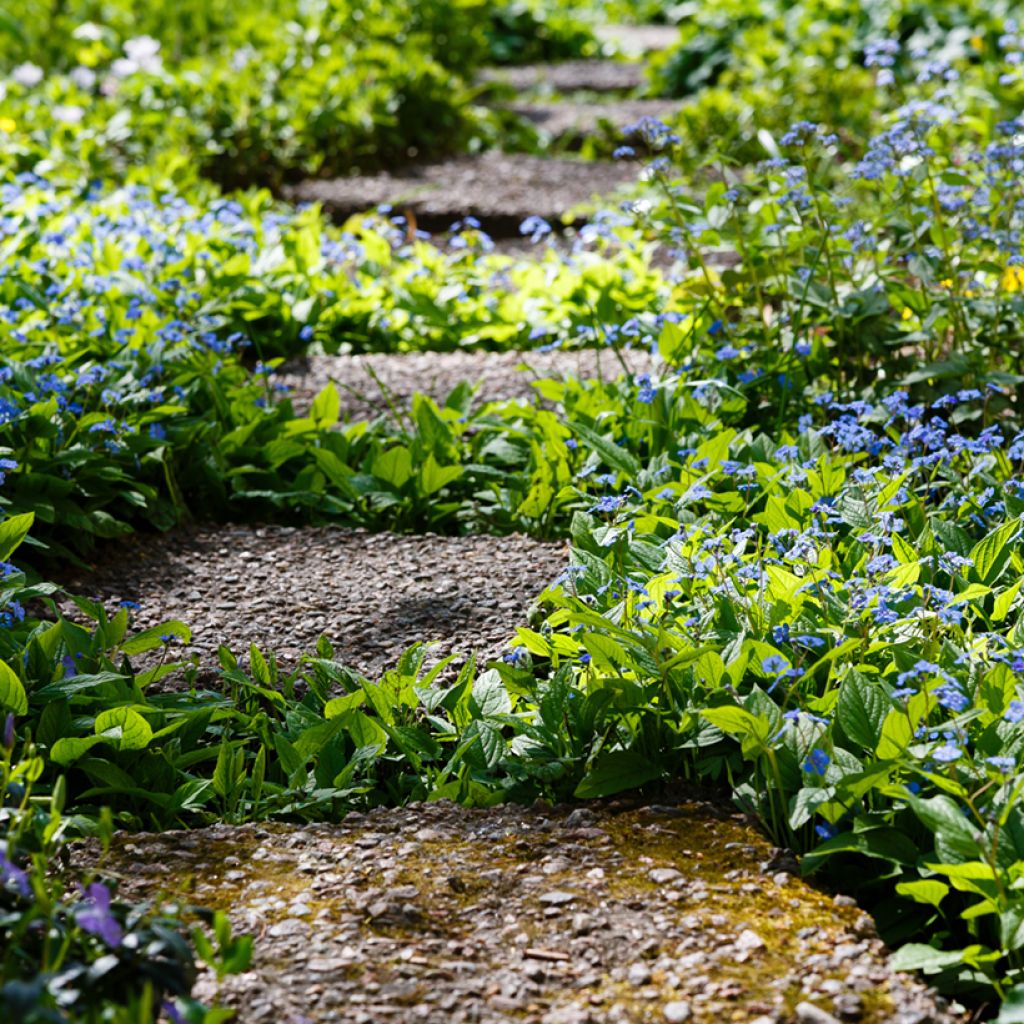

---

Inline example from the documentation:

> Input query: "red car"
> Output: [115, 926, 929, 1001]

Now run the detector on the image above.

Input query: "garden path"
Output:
[104, 801, 959, 1024]
[71, 26, 964, 1023]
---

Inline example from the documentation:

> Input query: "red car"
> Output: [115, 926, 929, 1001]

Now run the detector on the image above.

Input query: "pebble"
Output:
[796, 1002, 844, 1024]
[649, 867, 684, 884]
[538, 890, 576, 906]
[735, 929, 766, 952]
[663, 1000, 693, 1022]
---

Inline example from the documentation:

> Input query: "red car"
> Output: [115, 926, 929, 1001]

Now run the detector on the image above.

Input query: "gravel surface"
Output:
[276, 348, 656, 420]
[62, 526, 564, 678]
[100, 800, 965, 1024]
[287, 154, 640, 236]
[594, 24, 681, 56]
[512, 99, 679, 148]
[479, 59, 648, 94]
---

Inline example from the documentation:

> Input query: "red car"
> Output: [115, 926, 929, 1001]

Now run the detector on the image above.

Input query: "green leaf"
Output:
[875, 709, 913, 759]
[889, 943, 968, 974]
[994, 577, 1024, 624]
[895, 879, 949, 910]
[0, 512, 33, 562]
[372, 446, 413, 488]
[50, 735, 104, 766]
[569, 422, 641, 478]
[121, 620, 191, 655]
[419, 454, 462, 495]
[837, 672, 887, 750]
[905, 794, 982, 863]
[970, 520, 1020, 586]
[574, 750, 663, 798]
[472, 670, 512, 718]
[94, 707, 153, 751]
[310, 384, 341, 426]
[0, 658, 27, 715]
[701, 705, 763, 738]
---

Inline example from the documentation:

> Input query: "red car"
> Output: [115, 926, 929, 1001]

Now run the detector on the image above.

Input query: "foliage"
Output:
[0, 707, 250, 1023]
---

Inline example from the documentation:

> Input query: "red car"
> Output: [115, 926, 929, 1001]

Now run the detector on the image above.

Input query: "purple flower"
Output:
[2, 713, 13, 750]
[0, 844, 29, 898]
[76, 882, 123, 948]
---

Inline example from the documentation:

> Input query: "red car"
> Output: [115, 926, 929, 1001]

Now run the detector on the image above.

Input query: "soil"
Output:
[275, 348, 656, 420]
[62, 526, 564, 680]
[96, 800, 965, 1024]
[286, 154, 641, 236]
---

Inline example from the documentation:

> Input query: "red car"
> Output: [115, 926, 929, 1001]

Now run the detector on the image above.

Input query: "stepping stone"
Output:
[276, 348, 656, 420]
[479, 59, 648, 94]
[511, 98, 679, 148]
[287, 153, 639, 236]
[63, 526, 563, 678]
[101, 802, 961, 1024]
[595, 23, 680, 57]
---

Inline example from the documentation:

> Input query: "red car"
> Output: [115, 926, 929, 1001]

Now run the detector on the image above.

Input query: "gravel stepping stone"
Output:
[595, 23, 681, 57]
[63, 526, 563, 678]
[479, 59, 648, 94]
[287, 153, 639, 236]
[98, 801, 964, 1024]
[512, 98, 679, 148]
[276, 348, 656, 420]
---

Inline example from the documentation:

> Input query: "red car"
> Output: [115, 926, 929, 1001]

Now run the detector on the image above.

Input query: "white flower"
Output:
[70, 65, 97, 91]
[11, 63, 43, 87]
[110, 57, 138, 79]
[53, 105, 85, 124]
[72, 22, 104, 42]
[123, 35, 162, 72]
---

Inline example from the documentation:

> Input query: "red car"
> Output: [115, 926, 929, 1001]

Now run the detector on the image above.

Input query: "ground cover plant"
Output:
[8, 1, 1024, 1021]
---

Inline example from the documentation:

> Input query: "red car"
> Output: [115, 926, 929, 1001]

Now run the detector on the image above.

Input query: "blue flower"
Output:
[803, 748, 831, 776]
[933, 742, 962, 763]
[1005, 700, 1024, 723]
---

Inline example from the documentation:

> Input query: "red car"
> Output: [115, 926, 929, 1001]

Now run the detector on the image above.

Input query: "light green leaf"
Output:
[372, 446, 413, 488]
[94, 707, 153, 751]
[895, 879, 949, 910]
[0, 658, 27, 715]
[0, 512, 33, 562]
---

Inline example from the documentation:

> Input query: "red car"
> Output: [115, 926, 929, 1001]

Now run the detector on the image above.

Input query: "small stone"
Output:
[795, 1002, 843, 1024]
[538, 890, 576, 906]
[628, 963, 652, 986]
[564, 808, 597, 829]
[571, 913, 595, 936]
[649, 867, 684, 885]
[735, 929, 766, 952]
[832, 994, 864, 1021]
[851, 913, 876, 938]
[663, 1001, 692, 1022]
